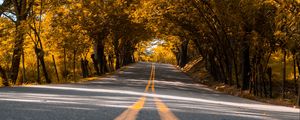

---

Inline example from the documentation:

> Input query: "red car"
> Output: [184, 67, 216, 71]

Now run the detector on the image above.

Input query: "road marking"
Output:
[154, 97, 178, 120]
[145, 64, 154, 92]
[150, 65, 178, 120]
[114, 64, 154, 120]
[114, 63, 178, 120]
[114, 97, 146, 120]
[151, 65, 155, 93]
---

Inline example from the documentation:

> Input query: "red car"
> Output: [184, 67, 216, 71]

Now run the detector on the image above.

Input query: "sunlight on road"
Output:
[154, 98, 178, 120]
[114, 64, 169, 120]
[114, 97, 146, 120]
[2, 85, 298, 120]
[1, 63, 297, 120]
[23, 85, 299, 113]
[0, 63, 299, 120]
[131, 97, 146, 110]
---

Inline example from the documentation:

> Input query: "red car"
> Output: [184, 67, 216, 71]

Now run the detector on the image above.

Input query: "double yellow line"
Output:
[115, 64, 178, 120]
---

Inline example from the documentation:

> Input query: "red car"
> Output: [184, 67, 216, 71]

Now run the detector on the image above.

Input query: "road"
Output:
[0, 62, 299, 120]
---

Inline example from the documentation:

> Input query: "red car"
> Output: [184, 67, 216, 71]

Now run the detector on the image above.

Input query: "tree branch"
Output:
[2, 12, 16, 23]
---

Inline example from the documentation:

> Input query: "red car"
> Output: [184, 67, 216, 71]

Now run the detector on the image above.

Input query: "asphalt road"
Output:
[0, 62, 299, 120]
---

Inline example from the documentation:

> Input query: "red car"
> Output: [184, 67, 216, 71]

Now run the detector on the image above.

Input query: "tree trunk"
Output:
[259, 64, 263, 97]
[242, 40, 251, 90]
[37, 55, 41, 84]
[298, 77, 300, 106]
[114, 33, 120, 70]
[296, 58, 300, 106]
[73, 50, 76, 81]
[115, 53, 120, 70]
[91, 54, 100, 75]
[267, 67, 272, 98]
[176, 53, 180, 66]
[63, 46, 67, 79]
[179, 40, 189, 67]
[104, 55, 109, 73]
[21, 49, 26, 84]
[293, 55, 298, 95]
[36, 45, 50, 83]
[109, 55, 114, 71]
[35, 46, 51, 84]
[81, 58, 86, 78]
[261, 64, 267, 97]
[10, 1, 29, 84]
[40, 54, 51, 84]
[123, 47, 134, 66]
[131, 51, 135, 63]
[96, 40, 106, 74]
[123, 51, 129, 66]
[81, 58, 89, 77]
[84, 59, 89, 77]
[227, 60, 233, 85]
[52, 55, 59, 82]
[11, 25, 25, 84]
[282, 49, 286, 98]
[235, 59, 240, 88]
[0, 66, 9, 86]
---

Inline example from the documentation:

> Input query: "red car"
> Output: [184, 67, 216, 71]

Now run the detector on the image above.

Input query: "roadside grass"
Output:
[0, 64, 131, 87]
[183, 56, 299, 108]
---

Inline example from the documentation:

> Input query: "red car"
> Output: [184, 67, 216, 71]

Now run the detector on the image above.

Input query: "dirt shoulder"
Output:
[179, 57, 299, 108]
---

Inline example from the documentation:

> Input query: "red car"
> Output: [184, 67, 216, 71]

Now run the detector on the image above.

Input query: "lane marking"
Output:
[151, 65, 155, 93]
[114, 97, 146, 120]
[154, 98, 178, 120]
[145, 64, 154, 92]
[150, 65, 179, 120]
[114, 64, 154, 120]
[114, 63, 179, 120]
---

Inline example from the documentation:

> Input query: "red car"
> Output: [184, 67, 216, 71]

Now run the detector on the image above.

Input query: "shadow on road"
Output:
[0, 62, 299, 120]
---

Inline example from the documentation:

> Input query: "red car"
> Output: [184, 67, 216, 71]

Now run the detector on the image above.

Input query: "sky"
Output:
[145, 39, 165, 55]
[0, 0, 17, 21]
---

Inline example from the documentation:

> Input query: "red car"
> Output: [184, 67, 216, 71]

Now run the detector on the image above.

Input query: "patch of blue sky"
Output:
[2, 12, 17, 21]
[145, 39, 165, 55]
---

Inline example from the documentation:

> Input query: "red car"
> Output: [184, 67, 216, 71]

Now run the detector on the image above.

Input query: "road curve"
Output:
[0, 62, 299, 120]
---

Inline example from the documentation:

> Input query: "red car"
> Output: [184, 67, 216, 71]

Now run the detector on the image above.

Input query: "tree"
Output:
[0, 0, 35, 84]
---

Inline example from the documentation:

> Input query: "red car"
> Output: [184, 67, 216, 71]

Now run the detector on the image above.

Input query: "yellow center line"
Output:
[114, 64, 154, 120]
[114, 96, 146, 120]
[114, 64, 178, 120]
[151, 65, 179, 120]
[145, 64, 154, 92]
[154, 97, 179, 120]
[151, 65, 155, 93]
